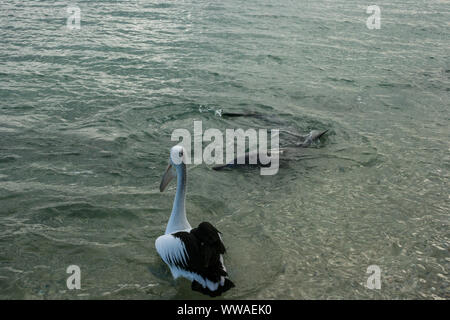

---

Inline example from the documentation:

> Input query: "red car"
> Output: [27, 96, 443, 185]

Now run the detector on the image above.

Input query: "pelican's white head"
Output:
[169, 145, 185, 166]
[160, 146, 186, 192]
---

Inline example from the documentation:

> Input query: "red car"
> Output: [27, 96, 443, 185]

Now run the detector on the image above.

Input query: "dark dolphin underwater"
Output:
[213, 111, 329, 171]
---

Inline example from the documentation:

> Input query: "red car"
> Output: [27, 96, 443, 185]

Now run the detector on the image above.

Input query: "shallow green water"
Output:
[0, 0, 449, 299]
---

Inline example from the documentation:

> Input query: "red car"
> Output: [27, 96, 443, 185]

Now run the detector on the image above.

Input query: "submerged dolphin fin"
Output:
[296, 130, 328, 148]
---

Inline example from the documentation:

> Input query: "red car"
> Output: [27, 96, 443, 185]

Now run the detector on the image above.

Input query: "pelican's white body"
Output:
[155, 146, 228, 293]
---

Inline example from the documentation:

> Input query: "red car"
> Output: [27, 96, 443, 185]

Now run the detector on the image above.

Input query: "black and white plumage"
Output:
[156, 146, 234, 297]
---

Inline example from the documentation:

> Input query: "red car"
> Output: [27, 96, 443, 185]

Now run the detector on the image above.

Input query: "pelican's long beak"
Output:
[160, 163, 175, 192]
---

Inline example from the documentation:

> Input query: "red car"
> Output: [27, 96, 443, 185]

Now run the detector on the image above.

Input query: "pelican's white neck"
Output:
[165, 163, 191, 234]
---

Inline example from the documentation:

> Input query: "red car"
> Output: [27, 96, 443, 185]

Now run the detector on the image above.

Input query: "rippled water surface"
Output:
[0, 0, 449, 299]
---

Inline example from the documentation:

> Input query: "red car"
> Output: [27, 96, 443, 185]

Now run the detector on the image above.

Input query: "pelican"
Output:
[155, 145, 235, 297]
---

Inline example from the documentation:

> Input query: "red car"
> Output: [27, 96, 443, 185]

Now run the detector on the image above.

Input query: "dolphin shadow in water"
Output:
[214, 111, 329, 171]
